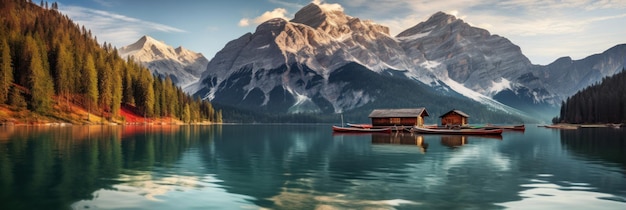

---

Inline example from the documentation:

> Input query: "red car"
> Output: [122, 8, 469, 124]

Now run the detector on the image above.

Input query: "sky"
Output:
[56, 0, 626, 65]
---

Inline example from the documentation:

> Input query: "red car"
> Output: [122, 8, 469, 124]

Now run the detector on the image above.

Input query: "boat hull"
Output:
[332, 126, 392, 133]
[483, 124, 525, 131]
[411, 127, 503, 135]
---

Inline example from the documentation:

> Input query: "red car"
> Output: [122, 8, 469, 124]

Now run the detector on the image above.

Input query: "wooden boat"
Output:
[332, 125, 392, 133]
[482, 124, 525, 131]
[410, 126, 503, 135]
[346, 123, 373, 129]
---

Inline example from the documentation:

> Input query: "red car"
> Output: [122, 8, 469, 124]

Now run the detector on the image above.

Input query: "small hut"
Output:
[368, 108, 429, 127]
[440, 109, 469, 126]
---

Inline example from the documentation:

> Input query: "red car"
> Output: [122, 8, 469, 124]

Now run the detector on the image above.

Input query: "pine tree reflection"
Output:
[559, 128, 626, 167]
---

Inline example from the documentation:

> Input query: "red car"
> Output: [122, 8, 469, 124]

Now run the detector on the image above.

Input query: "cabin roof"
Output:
[368, 108, 429, 118]
[440, 109, 470, 118]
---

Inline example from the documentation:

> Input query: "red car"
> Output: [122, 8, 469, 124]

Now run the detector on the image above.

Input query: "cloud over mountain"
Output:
[59, 5, 185, 48]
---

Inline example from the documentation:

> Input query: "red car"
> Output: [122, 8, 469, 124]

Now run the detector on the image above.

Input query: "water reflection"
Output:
[0, 126, 124, 210]
[440, 135, 467, 147]
[371, 133, 428, 152]
[369, 132, 504, 152]
[0, 125, 625, 209]
[559, 128, 626, 167]
[0, 125, 245, 210]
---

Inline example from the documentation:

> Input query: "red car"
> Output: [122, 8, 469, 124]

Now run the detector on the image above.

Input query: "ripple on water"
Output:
[498, 174, 626, 209]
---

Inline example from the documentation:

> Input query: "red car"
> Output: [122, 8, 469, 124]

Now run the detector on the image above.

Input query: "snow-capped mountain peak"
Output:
[292, 3, 390, 38]
[119, 35, 208, 90]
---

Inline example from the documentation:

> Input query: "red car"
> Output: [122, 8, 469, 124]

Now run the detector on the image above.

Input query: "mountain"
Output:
[194, 2, 625, 122]
[535, 44, 626, 97]
[394, 12, 564, 117]
[118, 35, 208, 90]
[397, 12, 626, 113]
[397, 12, 554, 101]
[194, 3, 532, 123]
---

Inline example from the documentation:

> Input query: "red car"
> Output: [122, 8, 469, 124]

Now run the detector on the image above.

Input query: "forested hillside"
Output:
[0, 0, 221, 124]
[556, 68, 626, 124]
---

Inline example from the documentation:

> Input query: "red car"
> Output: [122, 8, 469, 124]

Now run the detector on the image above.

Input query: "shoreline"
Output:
[540, 123, 622, 129]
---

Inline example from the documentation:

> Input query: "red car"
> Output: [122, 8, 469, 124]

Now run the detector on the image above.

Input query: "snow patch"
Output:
[285, 86, 321, 113]
[257, 44, 270, 49]
[420, 60, 441, 70]
[397, 31, 431, 40]
[181, 79, 201, 94]
[440, 77, 527, 116]
[489, 78, 511, 94]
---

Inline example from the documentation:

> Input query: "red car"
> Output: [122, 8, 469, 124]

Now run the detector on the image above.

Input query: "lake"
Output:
[0, 124, 625, 209]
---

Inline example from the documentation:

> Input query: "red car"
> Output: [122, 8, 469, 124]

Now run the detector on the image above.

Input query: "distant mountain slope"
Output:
[119, 35, 208, 89]
[535, 44, 626, 98]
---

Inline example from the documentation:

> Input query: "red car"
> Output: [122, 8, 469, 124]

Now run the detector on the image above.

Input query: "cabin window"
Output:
[390, 118, 401, 124]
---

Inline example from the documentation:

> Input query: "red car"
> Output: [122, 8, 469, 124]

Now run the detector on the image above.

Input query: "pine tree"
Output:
[153, 78, 162, 117]
[53, 43, 73, 108]
[145, 76, 155, 117]
[133, 68, 155, 117]
[24, 36, 54, 113]
[97, 53, 113, 114]
[182, 103, 191, 123]
[83, 54, 98, 117]
[8, 86, 26, 109]
[110, 61, 123, 118]
[0, 38, 13, 103]
[122, 63, 134, 105]
[216, 110, 223, 123]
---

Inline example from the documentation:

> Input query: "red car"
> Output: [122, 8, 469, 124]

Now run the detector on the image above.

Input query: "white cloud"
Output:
[238, 8, 288, 27]
[59, 5, 185, 47]
[254, 8, 289, 24]
[238, 0, 348, 28]
[313, 0, 344, 12]
[238, 18, 250, 27]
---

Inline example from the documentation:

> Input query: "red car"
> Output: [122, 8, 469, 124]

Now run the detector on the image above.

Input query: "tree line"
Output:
[0, 0, 221, 123]
[555, 68, 626, 124]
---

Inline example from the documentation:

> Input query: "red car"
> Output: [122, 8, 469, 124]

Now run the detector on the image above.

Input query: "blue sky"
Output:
[57, 0, 626, 65]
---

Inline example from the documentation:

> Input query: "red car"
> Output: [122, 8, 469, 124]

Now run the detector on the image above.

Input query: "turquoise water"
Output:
[0, 125, 624, 209]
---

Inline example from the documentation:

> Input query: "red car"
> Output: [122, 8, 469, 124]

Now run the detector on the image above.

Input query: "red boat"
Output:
[410, 126, 503, 135]
[332, 125, 392, 133]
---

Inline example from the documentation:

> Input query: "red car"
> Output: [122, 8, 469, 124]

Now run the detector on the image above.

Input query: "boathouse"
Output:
[368, 108, 429, 127]
[440, 109, 469, 126]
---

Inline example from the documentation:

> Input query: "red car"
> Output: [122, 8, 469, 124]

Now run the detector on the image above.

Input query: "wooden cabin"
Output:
[440, 109, 469, 126]
[368, 108, 429, 127]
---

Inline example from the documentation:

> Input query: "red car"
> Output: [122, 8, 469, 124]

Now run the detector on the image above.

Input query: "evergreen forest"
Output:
[0, 0, 221, 124]
[556, 68, 626, 124]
